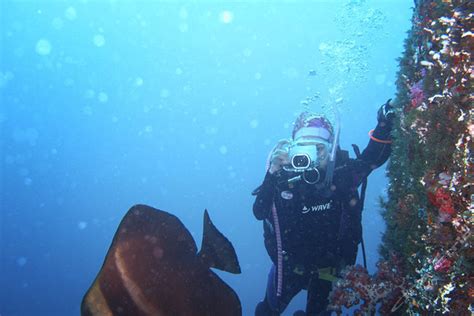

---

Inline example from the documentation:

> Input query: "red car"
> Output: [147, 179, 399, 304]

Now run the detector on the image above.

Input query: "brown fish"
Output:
[81, 204, 241, 316]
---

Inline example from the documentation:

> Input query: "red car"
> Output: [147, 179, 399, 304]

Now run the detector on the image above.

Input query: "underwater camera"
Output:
[284, 142, 327, 185]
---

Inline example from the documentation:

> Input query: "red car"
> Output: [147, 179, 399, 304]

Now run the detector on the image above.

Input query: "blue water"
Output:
[1, 1, 412, 315]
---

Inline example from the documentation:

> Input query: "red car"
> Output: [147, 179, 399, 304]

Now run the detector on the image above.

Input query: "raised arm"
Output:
[359, 99, 394, 169]
[252, 140, 290, 220]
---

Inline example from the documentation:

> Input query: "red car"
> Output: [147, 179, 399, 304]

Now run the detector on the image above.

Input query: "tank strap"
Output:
[351, 144, 368, 270]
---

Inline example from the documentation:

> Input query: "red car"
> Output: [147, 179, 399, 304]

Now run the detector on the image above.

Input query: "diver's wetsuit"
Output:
[253, 122, 391, 316]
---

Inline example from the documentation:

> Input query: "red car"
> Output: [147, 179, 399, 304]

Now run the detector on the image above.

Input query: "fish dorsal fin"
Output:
[197, 210, 241, 274]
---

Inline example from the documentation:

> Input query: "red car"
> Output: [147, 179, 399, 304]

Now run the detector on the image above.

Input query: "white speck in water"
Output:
[219, 146, 228, 155]
[160, 89, 169, 98]
[83, 106, 93, 115]
[93, 34, 105, 47]
[375, 74, 386, 85]
[175, 68, 183, 75]
[135, 77, 144, 86]
[179, 7, 188, 19]
[24, 178, 32, 186]
[17, 257, 27, 267]
[250, 119, 259, 128]
[219, 10, 233, 24]
[179, 23, 188, 32]
[36, 39, 52, 55]
[84, 89, 95, 98]
[254, 72, 262, 80]
[78, 221, 88, 230]
[98, 92, 108, 103]
[51, 18, 64, 30]
[65, 7, 77, 20]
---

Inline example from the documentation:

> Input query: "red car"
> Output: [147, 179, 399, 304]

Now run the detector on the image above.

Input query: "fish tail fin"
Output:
[198, 210, 241, 274]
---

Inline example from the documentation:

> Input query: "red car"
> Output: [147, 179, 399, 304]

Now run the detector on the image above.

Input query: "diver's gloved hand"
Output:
[377, 98, 394, 127]
[269, 139, 290, 174]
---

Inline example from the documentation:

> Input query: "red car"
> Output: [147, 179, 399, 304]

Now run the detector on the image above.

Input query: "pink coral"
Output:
[409, 80, 425, 108]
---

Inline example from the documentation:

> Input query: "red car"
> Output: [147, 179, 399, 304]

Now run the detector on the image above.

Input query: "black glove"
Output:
[377, 98, 394, 127]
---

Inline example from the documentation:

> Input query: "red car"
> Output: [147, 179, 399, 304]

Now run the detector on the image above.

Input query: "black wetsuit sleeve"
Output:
[351, 122, 392, 184]
[252, 171, 278, 220]
[360, 122, 392, 168]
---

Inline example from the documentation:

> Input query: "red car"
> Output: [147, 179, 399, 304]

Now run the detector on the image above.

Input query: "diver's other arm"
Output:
[252, 171, 277, 220]
[252, 141, 289, 220]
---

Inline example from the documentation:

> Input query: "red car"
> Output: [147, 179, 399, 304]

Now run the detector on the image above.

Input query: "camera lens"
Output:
[292, 154, 310, 169]
[303, 169, 320, 184]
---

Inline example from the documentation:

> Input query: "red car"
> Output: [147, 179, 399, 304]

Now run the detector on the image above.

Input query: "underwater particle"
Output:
[335, 97, 344, 104]
[160, 89, 170, 98]
[51, 17, 64, 30]
[179, 23, 189, 32]
[319, 42, 329, 51]
[0, 71, 14, 88]
[13, 128, 39, 145]
[19, 168, 29, 176]
[16, 257, 27, 267]
[285, 68, 298, 79]
[219, 10, 233, 24]
[135, 77, 144, 86]
[78, 221, 88, 230]
[24, 178, 32, 186]
[144, 125, 153, 133]
[205, 126, 218, 135]
[210, 108, 218, 115]
[219, 145, 228, 155]
[98, 92, 108, 103]
[179, 7, 188, 19]
[375, 74, 386, 85]
[64, 78, 74, 86]
[5, 155, 14, 164]
[250, 119, 259, 128]
[175, 67, 183, 75]
[65, 7, 77, 20]
[243, 48, 252, 57]
[83, 106, 93, 115]
[93, 34, 105, 47]
[35, 39, 52, 55]
[254, 72, 262, 80]
[84, 89, 95, 98]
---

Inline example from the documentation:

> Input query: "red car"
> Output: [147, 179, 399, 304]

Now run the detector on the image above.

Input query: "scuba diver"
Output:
[252, 100, 394, 316]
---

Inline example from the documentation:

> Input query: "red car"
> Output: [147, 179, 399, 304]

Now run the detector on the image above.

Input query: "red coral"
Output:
[433, 257, 453, 273]
[427, 187, 455, 215]
[328, 258, 405, 315]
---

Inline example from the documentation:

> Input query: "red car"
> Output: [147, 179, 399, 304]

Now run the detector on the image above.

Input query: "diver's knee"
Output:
[255, 299, 280, 316]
